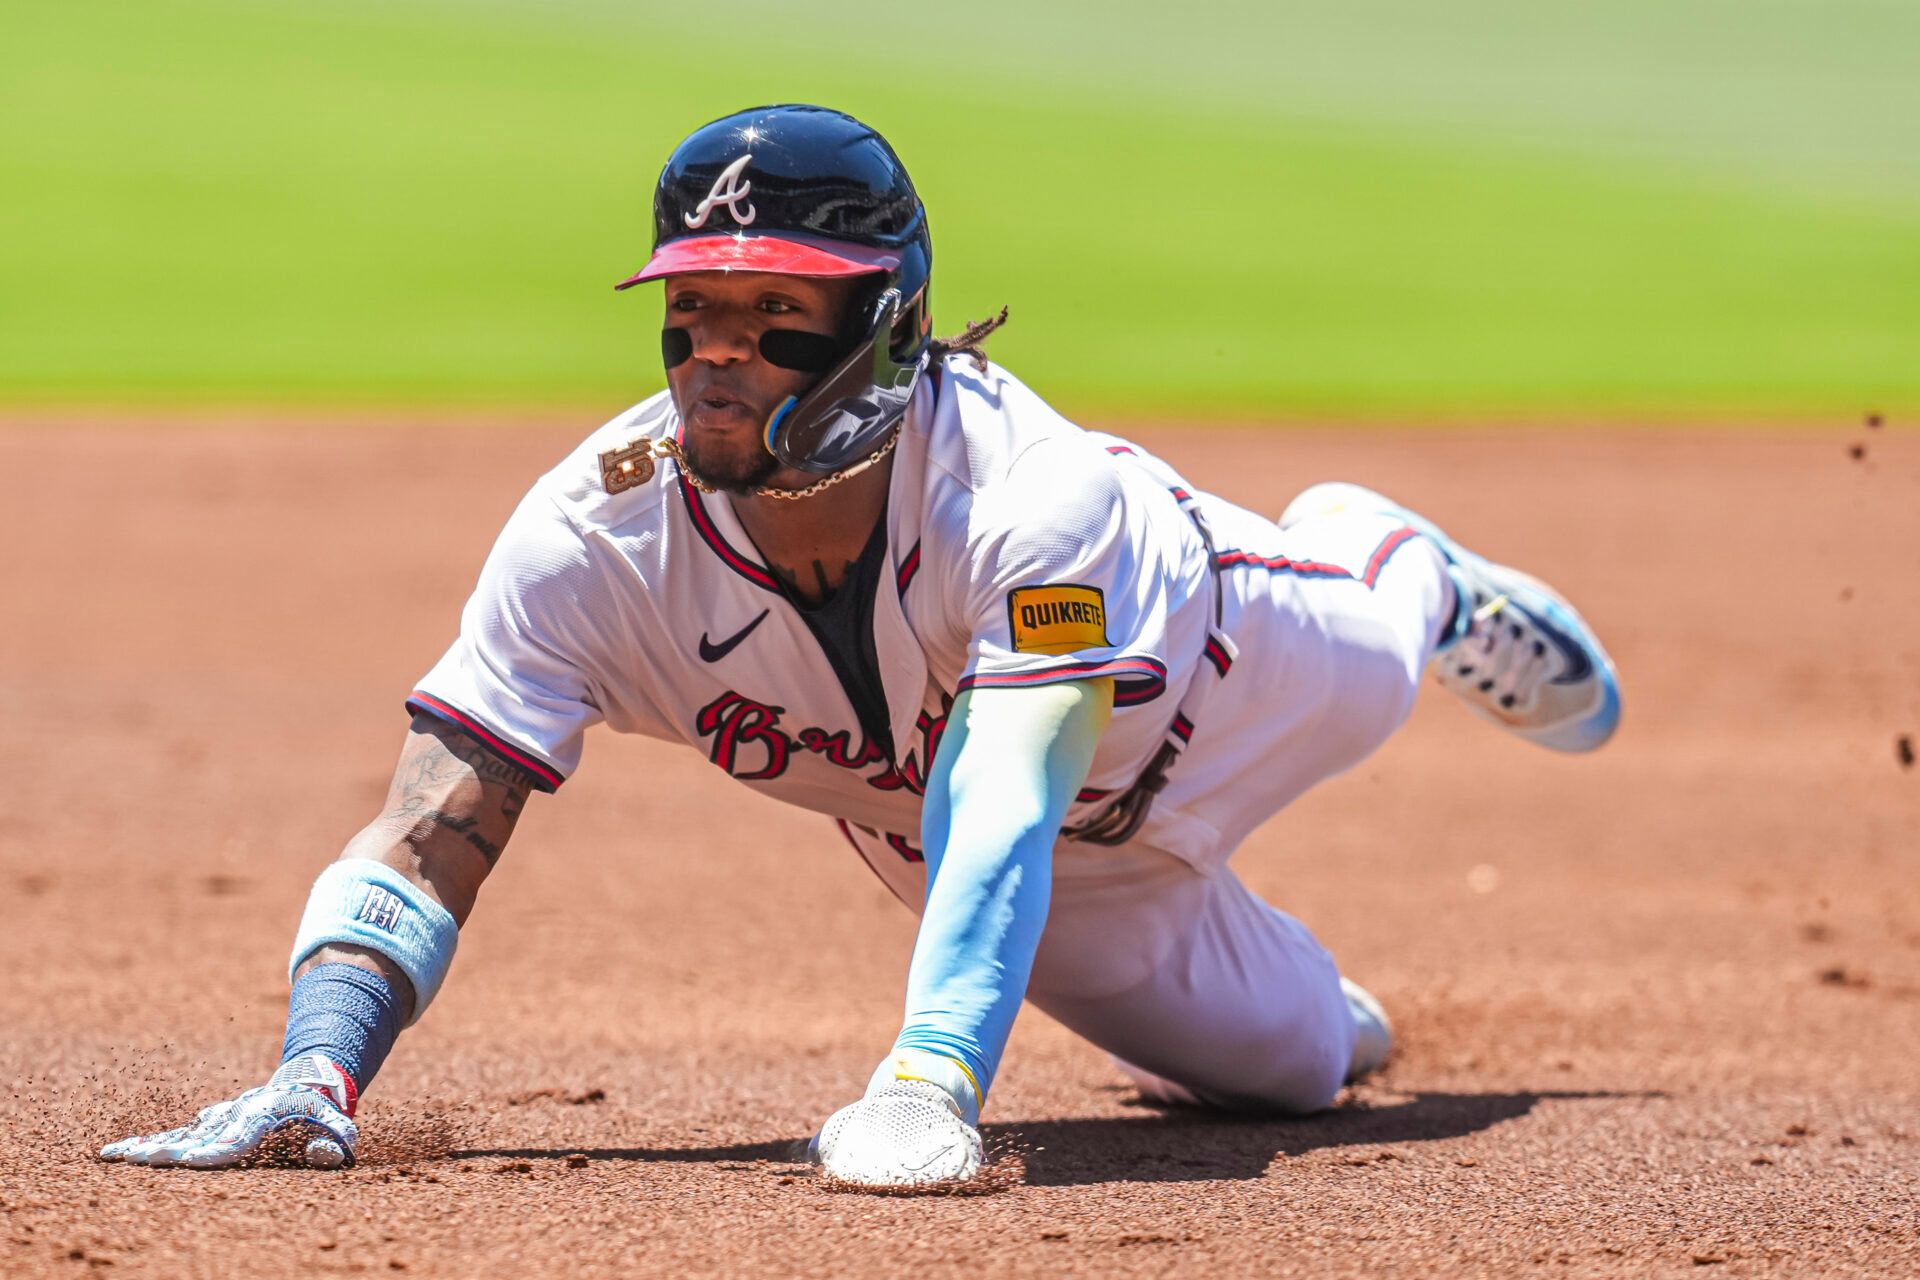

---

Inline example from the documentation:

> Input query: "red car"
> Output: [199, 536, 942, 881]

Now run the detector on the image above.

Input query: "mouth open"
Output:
[687, 391, 760, 429]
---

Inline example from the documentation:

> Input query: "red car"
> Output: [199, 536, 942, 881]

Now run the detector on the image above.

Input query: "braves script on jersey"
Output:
[409, 356, 1428, 870]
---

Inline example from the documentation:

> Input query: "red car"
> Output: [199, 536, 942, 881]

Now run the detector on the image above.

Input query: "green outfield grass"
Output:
[2, 0, 1915, 420]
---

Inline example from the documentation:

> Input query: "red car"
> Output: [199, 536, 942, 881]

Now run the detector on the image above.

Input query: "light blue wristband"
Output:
[289, 861, 459, 1027]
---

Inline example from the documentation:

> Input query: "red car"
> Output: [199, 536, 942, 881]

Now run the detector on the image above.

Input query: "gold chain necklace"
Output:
[651, 427, 900, 502]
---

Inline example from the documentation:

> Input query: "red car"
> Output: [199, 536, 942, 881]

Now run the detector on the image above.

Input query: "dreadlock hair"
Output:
[926, 306, 1009, 373]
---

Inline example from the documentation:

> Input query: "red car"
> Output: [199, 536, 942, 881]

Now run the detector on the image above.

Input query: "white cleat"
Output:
[1341, 977, 1393, 1083]
[1280, 482, 1622, 752]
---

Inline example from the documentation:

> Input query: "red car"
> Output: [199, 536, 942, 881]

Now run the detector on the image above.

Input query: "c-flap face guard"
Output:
[765, 288, 924, 474]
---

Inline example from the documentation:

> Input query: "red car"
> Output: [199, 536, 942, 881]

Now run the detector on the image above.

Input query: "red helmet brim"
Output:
[614, 233, 898, 290]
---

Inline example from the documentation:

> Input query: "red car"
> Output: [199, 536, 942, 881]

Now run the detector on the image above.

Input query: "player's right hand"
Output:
[98, 1053, 359, 1169]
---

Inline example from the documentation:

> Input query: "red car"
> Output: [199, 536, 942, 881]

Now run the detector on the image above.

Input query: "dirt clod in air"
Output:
[356, 1108, 474, 1167]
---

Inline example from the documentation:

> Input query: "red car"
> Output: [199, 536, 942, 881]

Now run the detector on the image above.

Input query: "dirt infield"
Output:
[2, 419, 1915, 1278]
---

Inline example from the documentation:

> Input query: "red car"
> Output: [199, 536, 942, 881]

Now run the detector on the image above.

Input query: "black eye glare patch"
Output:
[757, 328, 844, 373]
[660, 327, 844, 374]
[661, 327, 693, 367]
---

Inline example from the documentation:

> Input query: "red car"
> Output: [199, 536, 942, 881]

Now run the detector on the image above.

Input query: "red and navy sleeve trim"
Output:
[1111, 676, 1165, 707]
[405, 692, 565, 792]
[958, 654, 1169, 706]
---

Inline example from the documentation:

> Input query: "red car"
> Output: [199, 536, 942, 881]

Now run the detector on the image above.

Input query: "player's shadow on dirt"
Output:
[449, 1089, 1655, 1186]
[997, 1088, 1654, 1186]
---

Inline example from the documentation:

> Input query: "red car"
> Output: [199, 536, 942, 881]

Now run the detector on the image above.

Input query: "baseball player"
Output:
[102, 105, 1621, 1187]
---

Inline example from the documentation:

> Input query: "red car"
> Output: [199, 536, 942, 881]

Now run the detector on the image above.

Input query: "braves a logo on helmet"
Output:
[683, 154, 756, 229]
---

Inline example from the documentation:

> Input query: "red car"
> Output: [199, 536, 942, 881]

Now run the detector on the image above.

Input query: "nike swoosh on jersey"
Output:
[698, 610, 770, 663]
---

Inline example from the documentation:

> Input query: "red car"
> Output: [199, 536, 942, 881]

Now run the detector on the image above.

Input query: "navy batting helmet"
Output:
[616, 105, 932, 475]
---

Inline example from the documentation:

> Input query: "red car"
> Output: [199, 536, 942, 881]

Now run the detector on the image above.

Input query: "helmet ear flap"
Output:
[889, 283, 932, 363]
[765, 289, 925, 474]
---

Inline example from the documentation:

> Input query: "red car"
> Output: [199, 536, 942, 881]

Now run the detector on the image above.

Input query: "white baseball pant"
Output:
[842, 508, 1453, 1112]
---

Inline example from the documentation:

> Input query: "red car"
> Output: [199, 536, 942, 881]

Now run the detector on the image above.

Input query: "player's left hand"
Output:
[98, 1053, 359, 1170]
[810, 1050, 983, 1187]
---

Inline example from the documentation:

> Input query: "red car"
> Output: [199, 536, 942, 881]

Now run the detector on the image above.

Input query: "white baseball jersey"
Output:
[410, 356, 1433, 873]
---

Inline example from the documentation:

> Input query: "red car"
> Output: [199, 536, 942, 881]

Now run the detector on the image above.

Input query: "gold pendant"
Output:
[598, 440, 656, 494]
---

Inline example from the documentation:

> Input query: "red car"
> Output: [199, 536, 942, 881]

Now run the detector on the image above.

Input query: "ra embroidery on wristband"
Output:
[288, 860, 459, 1024]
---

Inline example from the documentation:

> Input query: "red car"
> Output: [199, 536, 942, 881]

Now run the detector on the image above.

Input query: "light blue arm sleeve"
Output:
[892, 679, 1113, 1107]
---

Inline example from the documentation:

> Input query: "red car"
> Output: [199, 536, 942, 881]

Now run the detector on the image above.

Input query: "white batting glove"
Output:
[98, 1053, 359, 1170]
[811, 1049, 984, 1187]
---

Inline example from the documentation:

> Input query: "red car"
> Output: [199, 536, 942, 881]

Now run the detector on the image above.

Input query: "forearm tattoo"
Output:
[410, 808, 505, 865]
[382, 718, 536, 867]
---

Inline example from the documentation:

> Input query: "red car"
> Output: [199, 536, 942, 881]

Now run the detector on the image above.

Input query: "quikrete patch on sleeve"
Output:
[1008, 585, 1109, 655]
